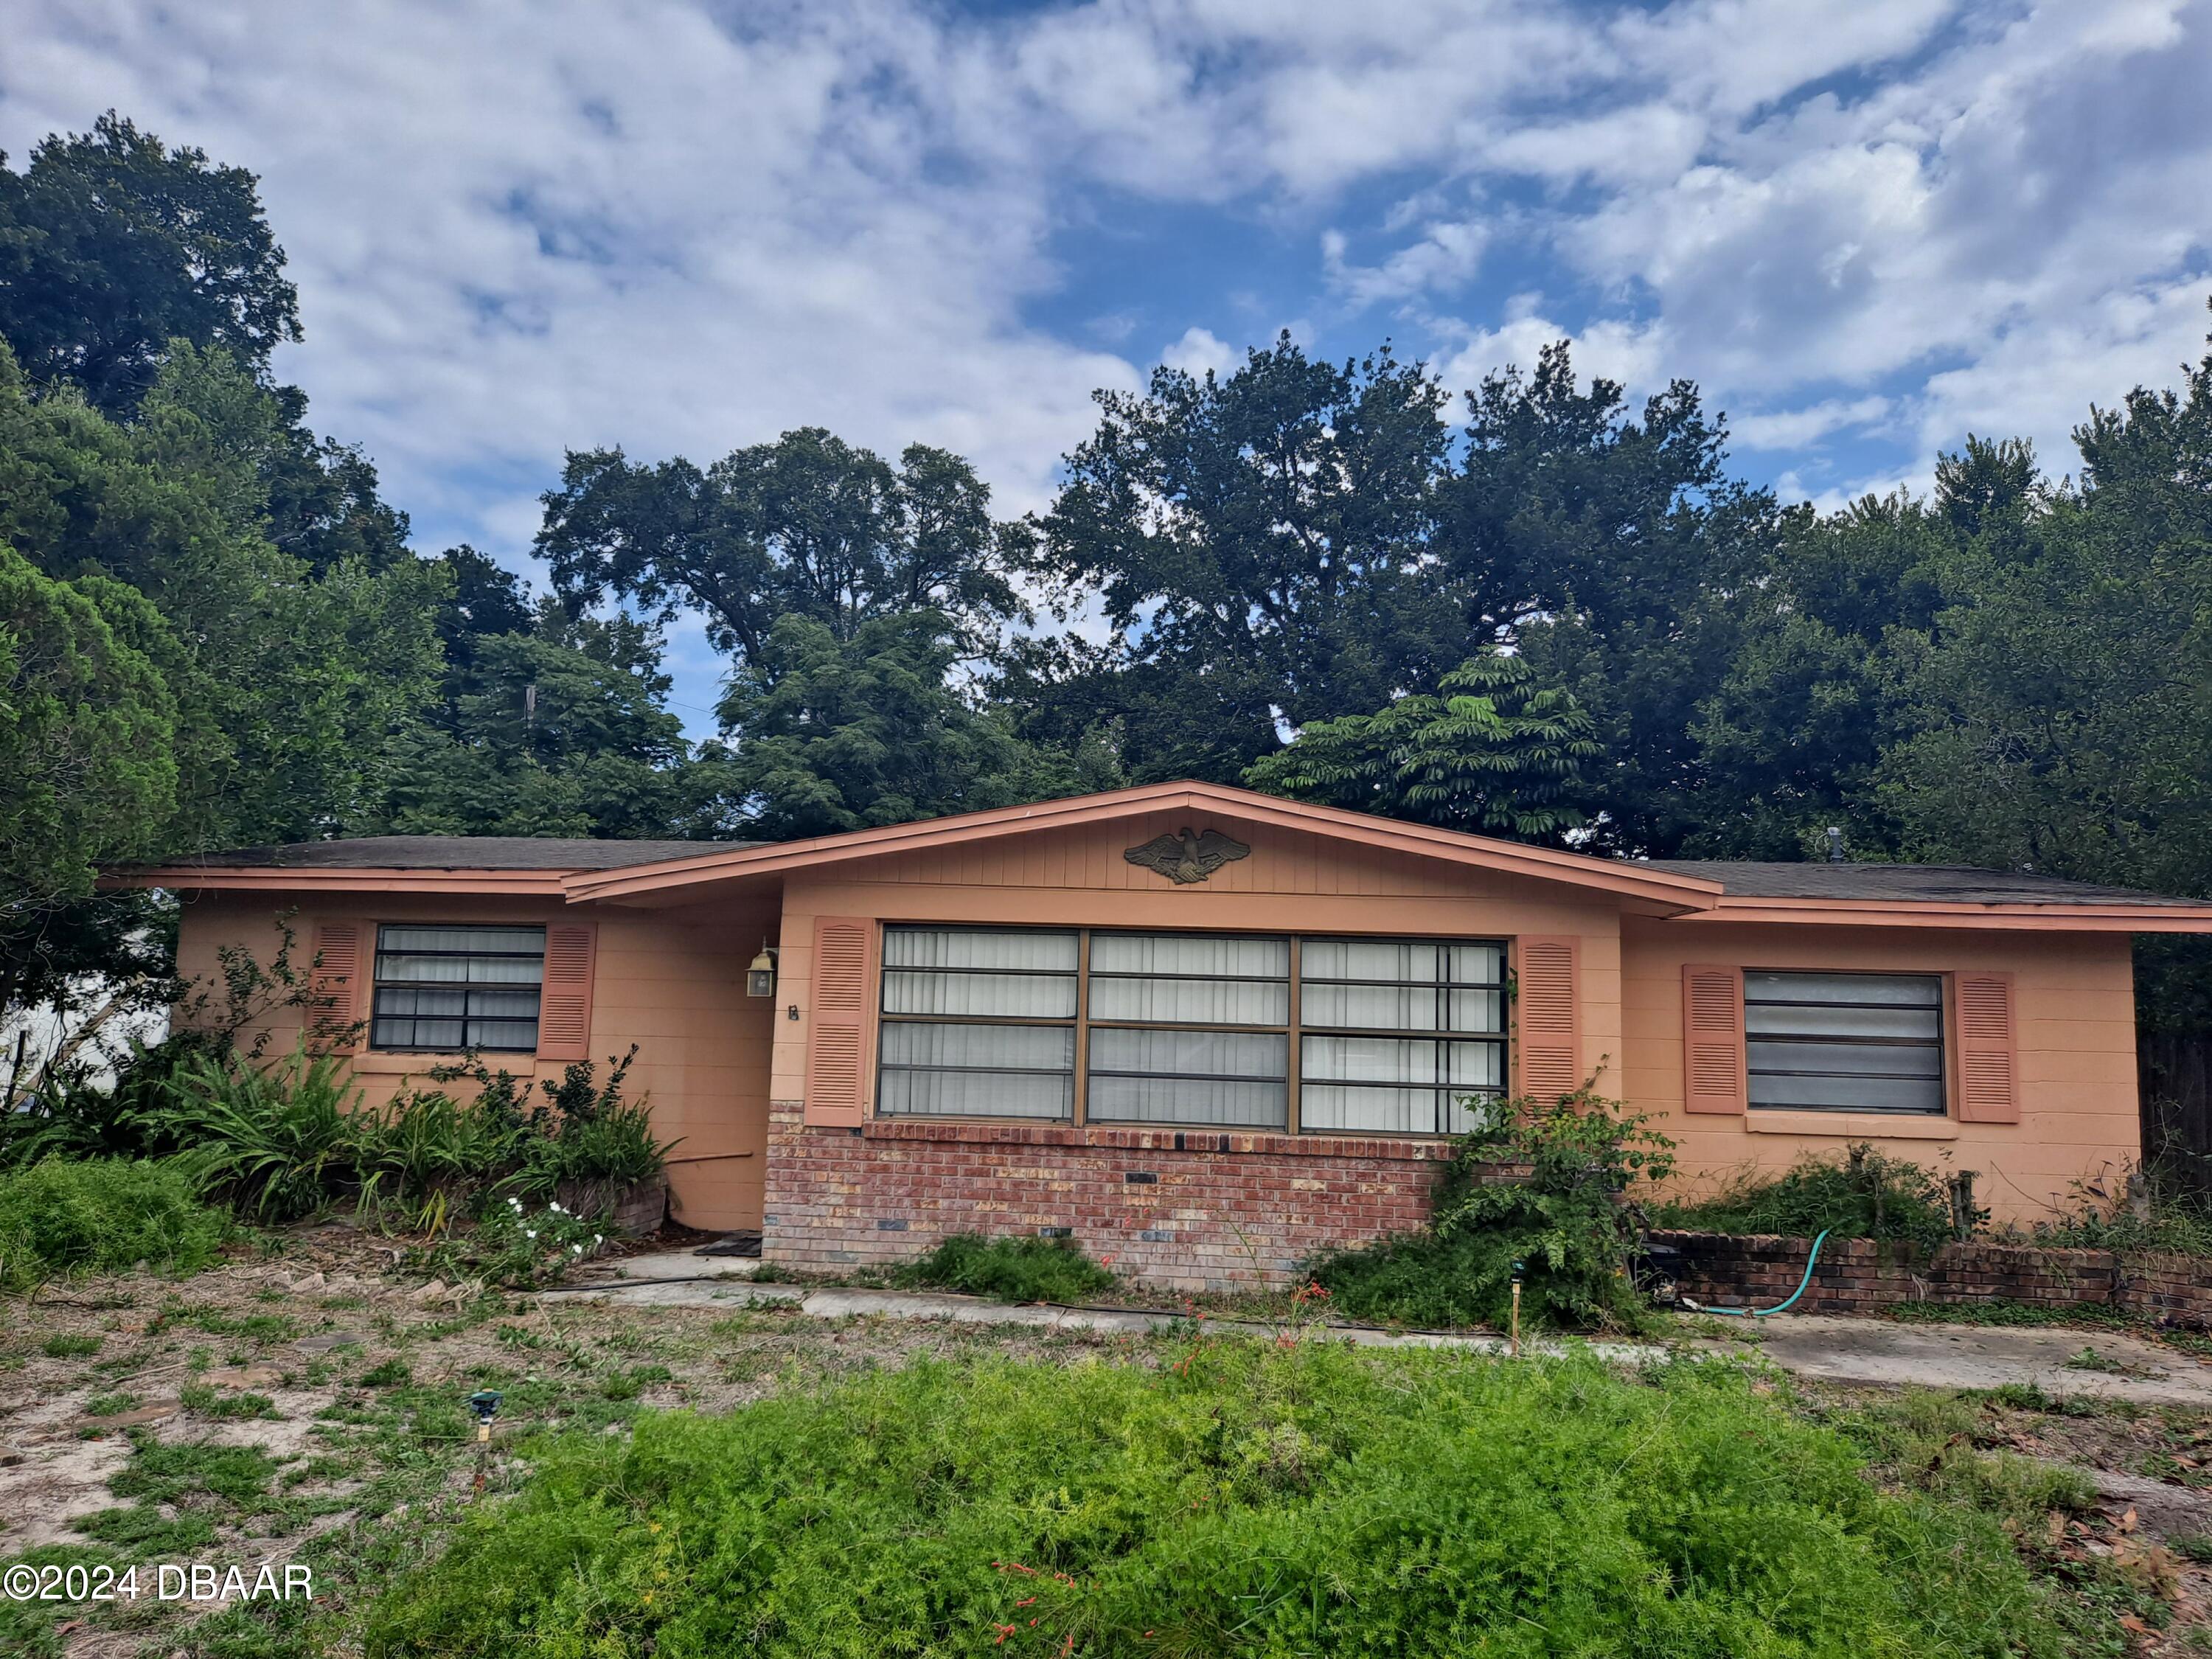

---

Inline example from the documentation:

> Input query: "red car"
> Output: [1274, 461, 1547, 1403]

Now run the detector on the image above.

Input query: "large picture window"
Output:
[877, 928, 1078, 1119]
[370, 925, 545, 1052]
[874, 925, 1507, 1133]
[1745, 971, 1945, 1114]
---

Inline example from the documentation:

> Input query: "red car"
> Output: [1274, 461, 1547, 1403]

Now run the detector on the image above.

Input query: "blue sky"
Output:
[7, 0, 2212, 734]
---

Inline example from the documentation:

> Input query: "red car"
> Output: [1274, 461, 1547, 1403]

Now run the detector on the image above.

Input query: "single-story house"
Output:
[115, 781, 2212, 1288]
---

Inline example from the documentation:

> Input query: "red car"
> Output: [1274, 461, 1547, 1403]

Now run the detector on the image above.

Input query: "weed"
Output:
[41, 1332, 102, 1357]
[180, 1381, 279, 1420]
[111, 1437, 281, 1507]
[2174, 1533, 2212, 1564]
[359, 1357, 411, 1388]
[84, 1391, 140, 1416]
[74, 1503, 220, 1552]
[0, 1157, 229, 1290]
[1655, 1142, 1971, 1254]
[2064, 1345, 2126, 1374]
[895, 1232, 1118, 1304]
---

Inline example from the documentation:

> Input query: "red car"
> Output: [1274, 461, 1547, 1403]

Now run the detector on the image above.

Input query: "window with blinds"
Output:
[877, 928, 1079, 1119]
[1087, 933, 1290, 1127]
[1745, 970, 1945, 1114]
[370, 925, 546, 1052]
[1299, 939, 1507, 1134]
[874, 925, 1509, 1133]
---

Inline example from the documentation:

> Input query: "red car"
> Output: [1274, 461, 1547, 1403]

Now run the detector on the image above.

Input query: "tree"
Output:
[0, 113, 299, 414]
[357, 599, 707, 840]
[708, 611, 1112, 841]
[1447, 343, 1787, 855]
[1034, 335, 1463, 779]
[1242, 651, 1600, 841]
[538, 427, 1025, 673]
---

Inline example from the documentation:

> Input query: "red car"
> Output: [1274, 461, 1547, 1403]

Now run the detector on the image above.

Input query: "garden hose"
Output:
[1679, 1229, 1830, 1318]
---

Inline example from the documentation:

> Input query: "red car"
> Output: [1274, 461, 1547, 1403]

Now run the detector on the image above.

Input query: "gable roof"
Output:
[555, 781, 1725, 910]
[104, 782, 2212, 930]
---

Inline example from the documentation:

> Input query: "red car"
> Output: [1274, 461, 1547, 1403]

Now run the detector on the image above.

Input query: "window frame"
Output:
[874, 925, 1082, 1122]
[1296, 936, 1509, 1138]
[368, 922, 548, 1054]
[872, 922, 1510, 1135]
[1742, 967, 1950, 1117]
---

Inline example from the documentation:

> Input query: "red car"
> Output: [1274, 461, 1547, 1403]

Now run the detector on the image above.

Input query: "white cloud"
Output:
[1438, 309, 1673, 402]
[1730, 396, 1895, 451]
[1159, 326, 1239, 379]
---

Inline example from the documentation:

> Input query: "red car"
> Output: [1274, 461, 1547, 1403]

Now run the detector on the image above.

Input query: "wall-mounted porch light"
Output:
[746, 942, 778, 998]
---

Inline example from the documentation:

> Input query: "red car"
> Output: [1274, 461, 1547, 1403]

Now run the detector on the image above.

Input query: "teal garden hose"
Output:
[1679, 1228, 1830, 1318]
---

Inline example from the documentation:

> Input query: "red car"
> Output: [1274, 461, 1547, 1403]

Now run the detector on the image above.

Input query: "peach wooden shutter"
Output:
[1955, 971, 2018, 1123]
[1514, 936, 1581, 1102]
[1681, 964, 1746, 1114]
[307, 922, 364, 1054]
[535, 922, 599, 1062]
[804, 916, 872, 1127]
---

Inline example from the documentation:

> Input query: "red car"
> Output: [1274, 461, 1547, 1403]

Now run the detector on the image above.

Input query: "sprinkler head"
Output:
[467, 1389, 504, 1425]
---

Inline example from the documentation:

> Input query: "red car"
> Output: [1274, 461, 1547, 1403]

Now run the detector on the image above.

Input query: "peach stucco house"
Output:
[121, 781, 2212, 1288]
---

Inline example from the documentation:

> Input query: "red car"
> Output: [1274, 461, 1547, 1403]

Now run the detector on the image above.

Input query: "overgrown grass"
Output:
[0, 1157, 229, 1290]
[894, 1233, 1118, 1304]
[1652, 1143, 1969, 1255]
[364, 1343, 2076, 1659]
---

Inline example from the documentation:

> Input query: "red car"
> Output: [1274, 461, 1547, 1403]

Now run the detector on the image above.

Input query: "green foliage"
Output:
[0, 543, 179, 909]
[540, 426, 1025, 673]
[41, 1333, 101, 1357]
[364, 1343, 2067, 1659]
[424, 1194, 605, 1289]
[0, 1156, 228, 1290]
[895, 1233, 1118, 1304]
[2030, 1179, 2212, 1258]
[1244, 649, 1601, 840]
[154, 1047, 364, 1222]
[708, 610, 1099, 838]
[0, 112, 299, 413]
[1654, 1144, 1974, 1256]
[1315, 1084, 1676, 1332]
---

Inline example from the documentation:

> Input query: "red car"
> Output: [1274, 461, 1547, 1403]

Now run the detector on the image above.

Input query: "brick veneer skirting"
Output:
[1649, 1230, 2212, 1327]
[762, 1103, 1478, 1291]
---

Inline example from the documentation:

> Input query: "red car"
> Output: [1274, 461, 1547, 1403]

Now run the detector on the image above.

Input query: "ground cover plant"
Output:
[896, 1232, 1119, 1304]
[1652, 1143, 1976, 1255]
[1311, 1083, 1674, 1332]
[0, 1155, 229, 1290]
[366, 1342, 2084, 1659]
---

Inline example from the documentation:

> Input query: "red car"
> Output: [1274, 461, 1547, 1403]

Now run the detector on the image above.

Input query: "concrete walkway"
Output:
[543, 1247, 1661, 1361]
[549, 1248, 2212, 1408]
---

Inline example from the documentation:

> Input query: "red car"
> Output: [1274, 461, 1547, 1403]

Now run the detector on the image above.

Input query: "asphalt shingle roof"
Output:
[152, 835, 2194, 906]
[162, 835, 757, 872]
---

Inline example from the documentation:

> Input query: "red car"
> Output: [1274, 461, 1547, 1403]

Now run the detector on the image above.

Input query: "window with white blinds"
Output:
[877, 928, 1079, 1119]
[1745, 971, 1945, 1114]
[1085, 932, 1290, 1127]
[370, 925, 545, 1052]
[875, 925, 1507, 1133]
[1298, 939, 1507, 1134]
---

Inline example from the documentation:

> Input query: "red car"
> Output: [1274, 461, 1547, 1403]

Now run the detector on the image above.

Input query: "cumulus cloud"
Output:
[6, 0, 2211, 727]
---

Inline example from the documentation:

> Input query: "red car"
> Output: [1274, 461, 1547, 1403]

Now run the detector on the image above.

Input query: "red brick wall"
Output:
[762, 1103, 1467, 1292]
[1651, 1230, 2212, 1327]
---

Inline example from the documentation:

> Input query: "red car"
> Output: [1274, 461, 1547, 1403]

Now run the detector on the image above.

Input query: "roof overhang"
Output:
[557, 782, 1729, 911]
[1683, 895, 2212, 933]
[102, 866, 576, 897]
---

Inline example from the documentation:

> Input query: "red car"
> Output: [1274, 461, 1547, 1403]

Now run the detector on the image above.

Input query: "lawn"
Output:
[3, 1228, 2209, 1656]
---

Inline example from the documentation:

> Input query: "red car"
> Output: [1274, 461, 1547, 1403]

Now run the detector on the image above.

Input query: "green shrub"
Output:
[896, 1233, 1117, 1304]
[498, 1050, 674, 1203]
[1653, 1143, 1970, 1255]
[2031, 1179, 2212, 1257]
[364, 1344, 2067, 1659]
[153, 1046, 364, 1222]
[1314, 1083, 1674, 1332]
[0, 1158, 228, 1290]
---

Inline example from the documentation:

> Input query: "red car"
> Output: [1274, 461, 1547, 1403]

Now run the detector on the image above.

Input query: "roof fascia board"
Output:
[102, 868, 574, 896]
[560, 783, 1726, 910]
[1679, 897, 2212, 932]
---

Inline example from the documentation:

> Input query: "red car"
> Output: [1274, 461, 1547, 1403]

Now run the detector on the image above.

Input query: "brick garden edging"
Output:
[1649, 1229, 2212, 1327]
[761, 1104, 1528, 1291]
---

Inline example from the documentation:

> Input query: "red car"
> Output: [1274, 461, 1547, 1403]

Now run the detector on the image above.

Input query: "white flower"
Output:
[525, 1229, 537, 1239]
[592, 1234, 602, 1245]
[549, 1202, 565, 1214]
[571, 1243, 585, 1255]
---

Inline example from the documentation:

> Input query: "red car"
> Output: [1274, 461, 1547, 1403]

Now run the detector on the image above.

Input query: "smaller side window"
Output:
[370, 925, 546, 1052]
[1745, 970, 1944, 1115]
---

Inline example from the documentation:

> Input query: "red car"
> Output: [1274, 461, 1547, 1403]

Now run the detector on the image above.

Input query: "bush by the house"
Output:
[155, 1046, 366, 1222]
[896, 1232, 1118, 1304]
[1653, 1143, 1975, 1256]
[0, 1157, 229, 1290]
[364, 1342, 2069, 1658]
[1312, 1082, 1675, 1332]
